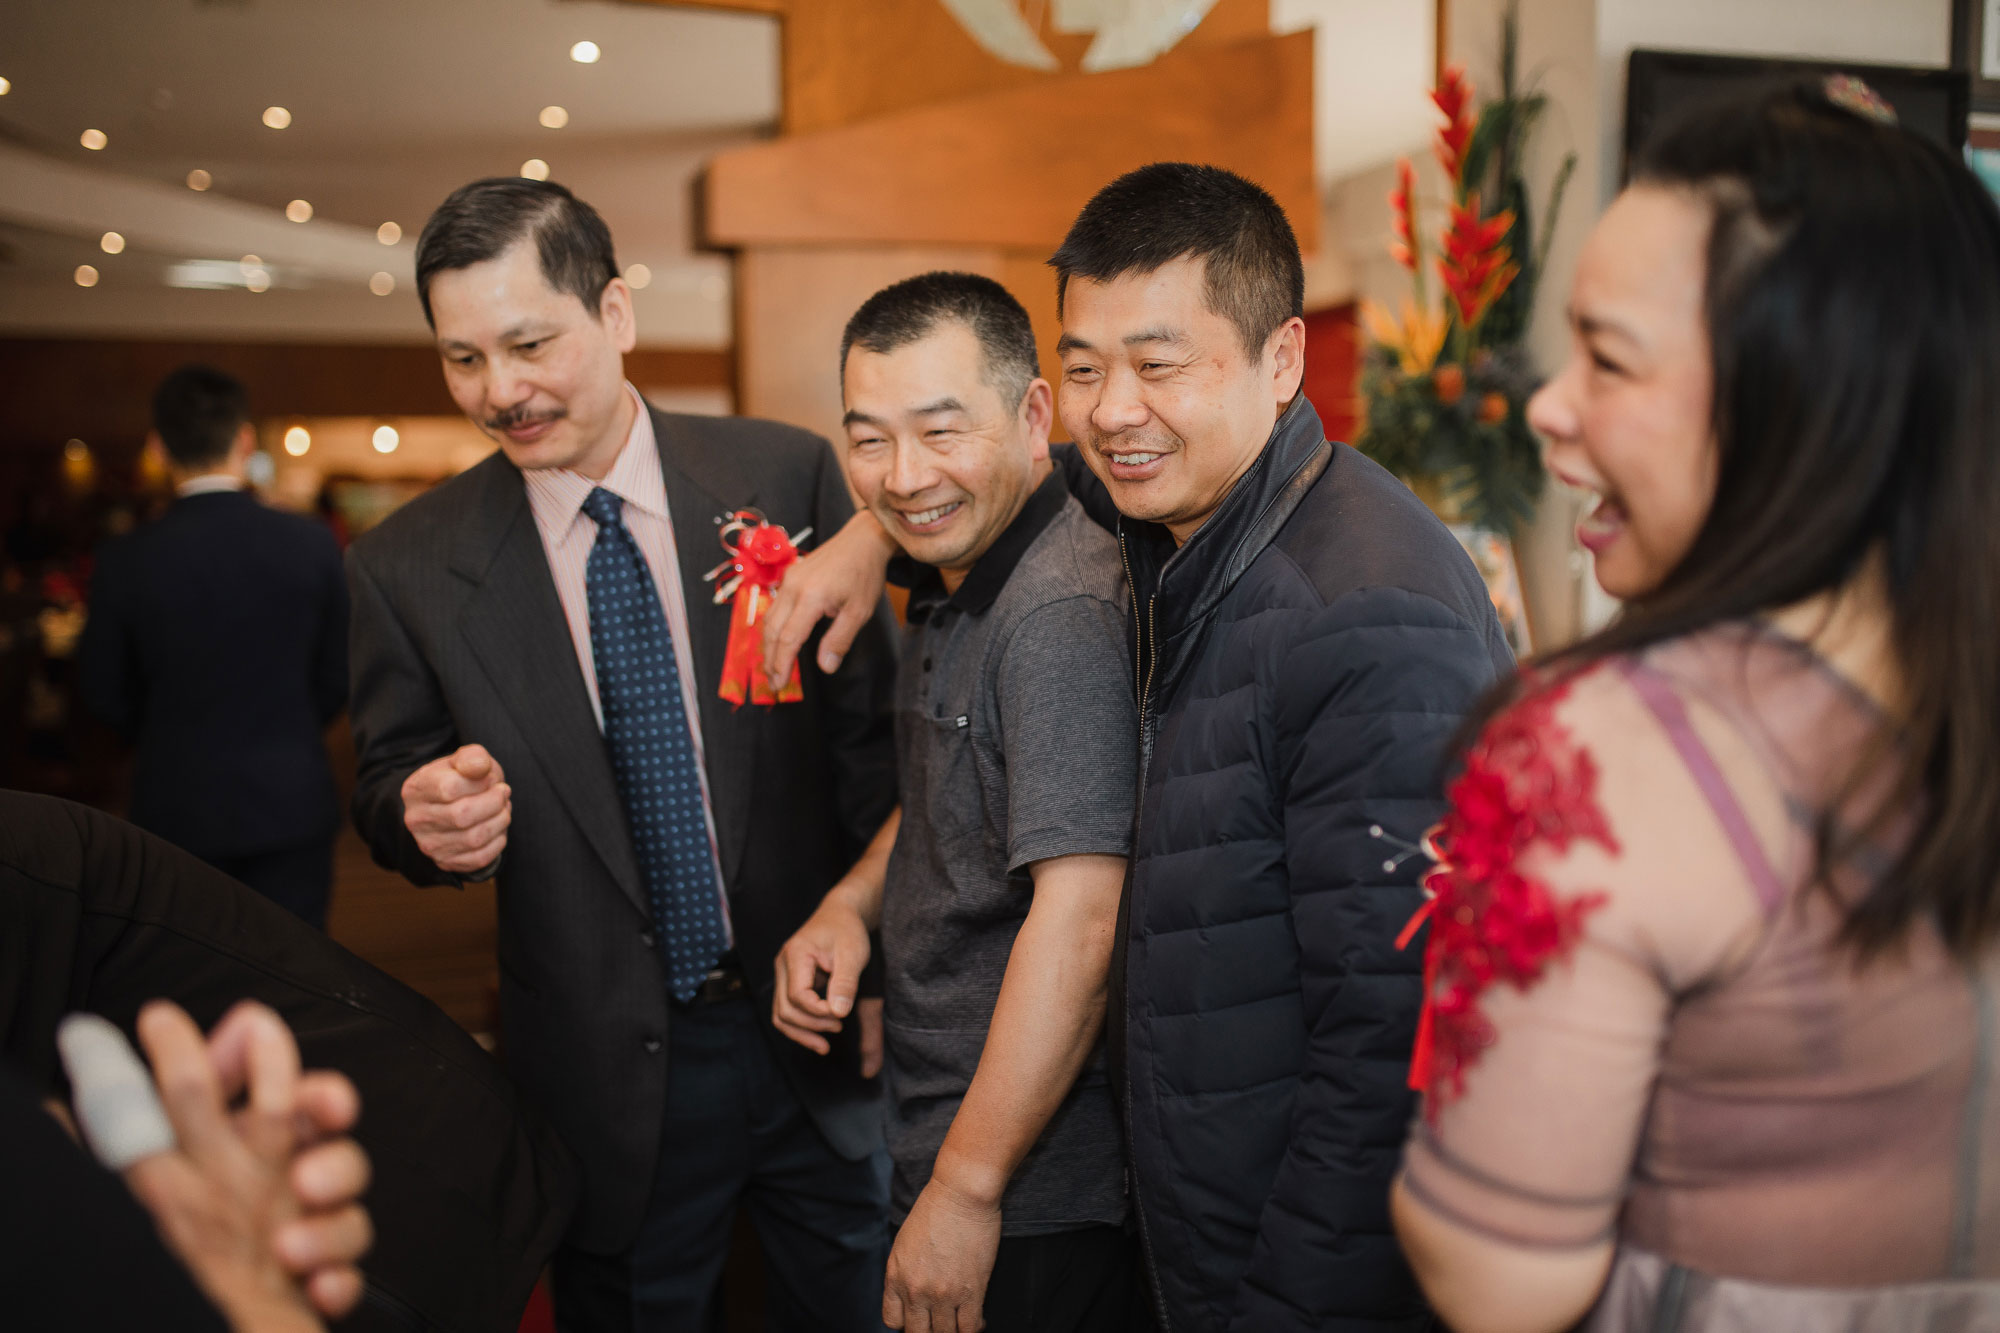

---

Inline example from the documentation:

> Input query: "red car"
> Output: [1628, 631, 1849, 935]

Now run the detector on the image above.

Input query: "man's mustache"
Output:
[485, 405, 567, 433]
[1082, 427, 1181, 454]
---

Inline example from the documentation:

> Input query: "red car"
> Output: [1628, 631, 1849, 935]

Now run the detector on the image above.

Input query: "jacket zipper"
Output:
[1119, 530, 1172, 1331]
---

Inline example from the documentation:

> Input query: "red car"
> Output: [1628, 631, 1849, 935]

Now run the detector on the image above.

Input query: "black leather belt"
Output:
[681, 954, 747, 1008]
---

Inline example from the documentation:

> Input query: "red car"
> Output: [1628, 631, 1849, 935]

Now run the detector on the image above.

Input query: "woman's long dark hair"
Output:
[1507, 81, 2000, 957]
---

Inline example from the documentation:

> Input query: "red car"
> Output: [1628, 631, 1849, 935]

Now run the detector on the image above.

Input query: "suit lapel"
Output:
[451, 468, 648, 915]
[653, 409, 758, 886]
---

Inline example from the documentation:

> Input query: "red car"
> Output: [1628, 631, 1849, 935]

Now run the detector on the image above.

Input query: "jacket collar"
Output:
[1123, 393, 1334, 644]
[896, 468, 1068, 623]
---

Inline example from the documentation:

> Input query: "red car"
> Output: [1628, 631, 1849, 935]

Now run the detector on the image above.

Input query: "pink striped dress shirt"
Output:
[521, 386, 731, 938]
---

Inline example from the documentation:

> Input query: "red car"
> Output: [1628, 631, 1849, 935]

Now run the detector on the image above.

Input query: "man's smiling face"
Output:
[1056, 255, 1304, 544]
[841, 319, 1051, 585]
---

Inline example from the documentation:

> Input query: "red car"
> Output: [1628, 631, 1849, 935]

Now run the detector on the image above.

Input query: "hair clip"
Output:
[1824, 74, 1898, 126]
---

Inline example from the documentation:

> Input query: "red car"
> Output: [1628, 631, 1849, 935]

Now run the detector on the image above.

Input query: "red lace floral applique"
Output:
[1399, 674, 1618, 1117]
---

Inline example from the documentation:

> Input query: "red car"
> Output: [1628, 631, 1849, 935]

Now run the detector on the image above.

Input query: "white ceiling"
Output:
[0, 0, 1461, 345]
[0, 0, 780, 345]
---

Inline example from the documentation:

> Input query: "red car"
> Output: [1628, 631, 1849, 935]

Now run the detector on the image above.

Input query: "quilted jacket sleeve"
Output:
[1232, 585, 1504, 1332]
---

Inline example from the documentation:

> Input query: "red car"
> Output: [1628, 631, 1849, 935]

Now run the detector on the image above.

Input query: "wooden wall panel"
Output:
[628, 0, 1271, 133]
[652, 0, 784, 12]
[707, 30, 1317, 252]
[734, 246, 1011, 447]
[776, 0, 1271, 133]
[1000, 251, 1065, 402]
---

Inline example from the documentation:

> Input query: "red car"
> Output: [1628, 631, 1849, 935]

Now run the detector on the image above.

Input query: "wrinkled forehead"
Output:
[843, 321, 1007, 416]
[428, 242, 585, 342]
[1057, 256, 1224, 351]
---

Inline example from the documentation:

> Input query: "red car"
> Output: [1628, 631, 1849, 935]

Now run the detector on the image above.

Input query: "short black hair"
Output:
[840, 272, 1041, 409]
[151, 364, 249, 469]
[1049, 162, 1304, 356]
[414, 177, 619, 326]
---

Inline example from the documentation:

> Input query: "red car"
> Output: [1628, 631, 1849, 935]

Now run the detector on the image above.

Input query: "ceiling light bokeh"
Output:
[283, 426, 311, 456]
[79, 128, 107, 150]
[166, 259, 274, 290]
[74, 265, 99, 287]
[520, 158, 550, 181]
[0, 77, 12, 96]
[625, 263, 652, 289]
[262, 105, 292, 129]
[186, 168, 212, 191]
[539, 104, 570, 129]
[244, 267, 272, 292]
[376, 221, 401, 245]
[372, 425, 400, 454]
[569, 40, 601, 64]
[369, 272, 395, 296]
[99, 231, 125, 255]
[285, 199, 313, 223]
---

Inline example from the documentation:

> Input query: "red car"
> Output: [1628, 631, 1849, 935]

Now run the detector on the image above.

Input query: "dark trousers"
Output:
[551, 991, 891, 1333]
[982, 1225, 1138, 1333]
[209, 837, 334, 930]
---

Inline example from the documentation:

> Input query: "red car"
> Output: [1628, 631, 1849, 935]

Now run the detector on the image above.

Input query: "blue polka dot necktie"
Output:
[582, 486, 727, 1003]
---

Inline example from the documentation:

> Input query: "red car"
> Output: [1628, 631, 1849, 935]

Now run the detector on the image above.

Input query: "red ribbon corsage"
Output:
[705, 508, 808, 707]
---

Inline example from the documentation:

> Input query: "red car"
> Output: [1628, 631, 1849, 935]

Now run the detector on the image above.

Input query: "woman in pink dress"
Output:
[1390, 80, 2000, 1331]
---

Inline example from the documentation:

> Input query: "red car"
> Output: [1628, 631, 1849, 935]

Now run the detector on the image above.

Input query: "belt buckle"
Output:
[697, 965, 743, 1005]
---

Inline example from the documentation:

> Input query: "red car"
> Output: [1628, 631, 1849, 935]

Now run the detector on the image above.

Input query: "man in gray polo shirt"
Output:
[773, 272, 1137, 1333]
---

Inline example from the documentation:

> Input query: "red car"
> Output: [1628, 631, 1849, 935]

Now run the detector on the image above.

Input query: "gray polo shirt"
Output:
[881, 470, 1138, 1235]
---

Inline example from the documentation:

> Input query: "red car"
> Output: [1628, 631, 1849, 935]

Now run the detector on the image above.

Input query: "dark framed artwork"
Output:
[1624, 49, 1968, 180]
[1954, 0, 2000, 112]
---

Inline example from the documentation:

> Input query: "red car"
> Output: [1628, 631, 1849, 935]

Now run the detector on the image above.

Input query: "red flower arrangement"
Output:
[1358, 9, 1574, 540]
[1398, 675, 1617, 1113]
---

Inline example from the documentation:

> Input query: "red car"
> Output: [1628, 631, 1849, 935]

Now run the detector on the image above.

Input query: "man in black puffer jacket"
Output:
[758, 165, 1514, 1330]
[1045, 165, 1513, 1331]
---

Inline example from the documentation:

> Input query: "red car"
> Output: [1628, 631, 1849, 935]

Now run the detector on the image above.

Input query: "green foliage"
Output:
[1358, 347, 1544, 534]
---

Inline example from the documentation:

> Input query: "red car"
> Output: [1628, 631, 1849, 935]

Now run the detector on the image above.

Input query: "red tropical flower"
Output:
[1438, 194, 1518, 330]
[1388, 157, 1420, 273]
[1431, 64, 1475, 185]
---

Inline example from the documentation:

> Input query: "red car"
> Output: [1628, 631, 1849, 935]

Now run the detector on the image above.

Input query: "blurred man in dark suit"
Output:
[78, 365, 349, 928]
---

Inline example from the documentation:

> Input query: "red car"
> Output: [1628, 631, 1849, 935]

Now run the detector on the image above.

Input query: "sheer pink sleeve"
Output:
[1397, 662, 1784, 1248]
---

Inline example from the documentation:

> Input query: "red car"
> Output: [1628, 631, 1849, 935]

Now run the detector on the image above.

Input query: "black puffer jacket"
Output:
[1107, 397, 1512, 1331]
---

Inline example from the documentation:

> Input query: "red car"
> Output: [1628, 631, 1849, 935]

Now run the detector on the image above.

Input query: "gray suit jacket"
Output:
[346, 407, 897, 1253]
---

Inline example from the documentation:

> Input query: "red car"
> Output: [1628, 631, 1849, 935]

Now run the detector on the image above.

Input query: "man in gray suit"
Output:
[345, 178, 898, 1331]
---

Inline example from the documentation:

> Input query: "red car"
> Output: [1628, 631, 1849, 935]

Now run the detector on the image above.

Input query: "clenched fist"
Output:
[400, 744, 510, 875]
